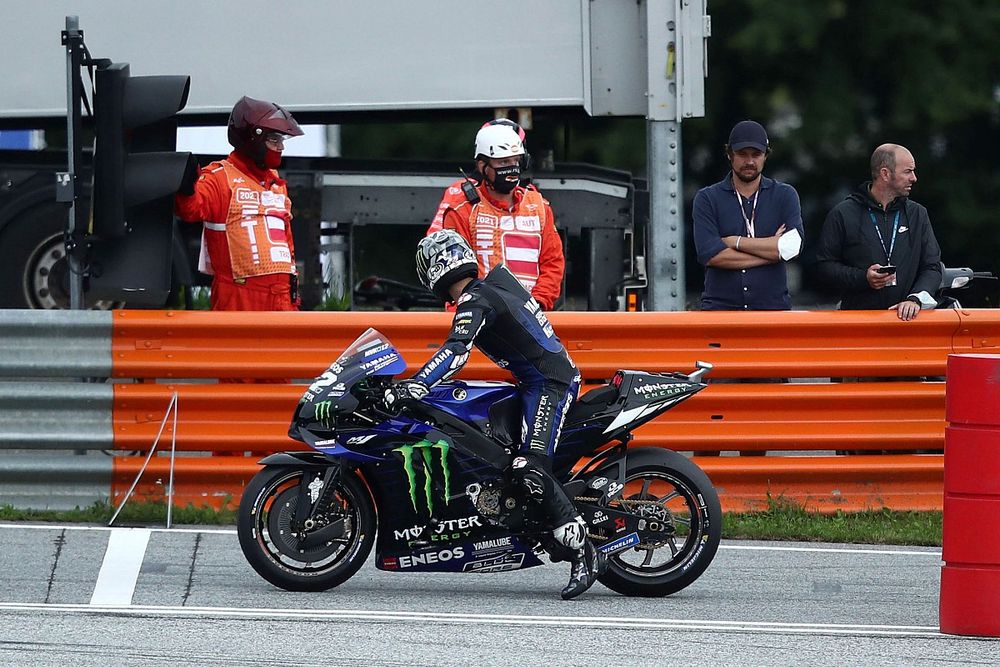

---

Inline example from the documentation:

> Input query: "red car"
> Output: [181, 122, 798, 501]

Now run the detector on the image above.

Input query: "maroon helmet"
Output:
[227, 96, 304, 150]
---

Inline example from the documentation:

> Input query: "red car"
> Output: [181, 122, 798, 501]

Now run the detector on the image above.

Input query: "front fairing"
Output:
[290, 327, 407, 439]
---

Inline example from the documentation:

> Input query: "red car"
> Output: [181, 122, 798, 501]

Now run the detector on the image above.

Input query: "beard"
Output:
[734, 165, 760, 183]
[891, 180, 912, 198]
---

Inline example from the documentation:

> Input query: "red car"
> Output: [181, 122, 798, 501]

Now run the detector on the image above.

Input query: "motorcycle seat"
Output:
[577, 384, 617, 406]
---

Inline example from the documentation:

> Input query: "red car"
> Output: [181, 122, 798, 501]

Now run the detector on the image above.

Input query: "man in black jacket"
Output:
[816, 144, 941, 321]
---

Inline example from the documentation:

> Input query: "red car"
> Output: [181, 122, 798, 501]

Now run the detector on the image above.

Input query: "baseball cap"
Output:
[728, 120, 769, 152]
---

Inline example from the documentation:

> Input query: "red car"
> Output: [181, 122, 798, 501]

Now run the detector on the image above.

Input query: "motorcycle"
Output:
[238, 327, 722, 597]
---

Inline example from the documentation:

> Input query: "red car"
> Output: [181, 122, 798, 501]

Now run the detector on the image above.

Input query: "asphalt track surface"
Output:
[0, 523, 996, 666]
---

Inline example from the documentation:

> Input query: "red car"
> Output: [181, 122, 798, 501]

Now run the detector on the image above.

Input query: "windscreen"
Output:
[292, 328, 408, 426]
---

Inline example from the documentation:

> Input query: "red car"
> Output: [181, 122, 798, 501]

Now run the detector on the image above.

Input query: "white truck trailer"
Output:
[0, 0, 709, 310]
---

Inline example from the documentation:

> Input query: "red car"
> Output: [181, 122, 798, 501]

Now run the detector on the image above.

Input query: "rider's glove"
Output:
[382, 380, 429, 412]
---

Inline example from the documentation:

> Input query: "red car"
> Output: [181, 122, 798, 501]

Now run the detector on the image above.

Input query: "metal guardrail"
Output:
[0, 310, 111, 377]
[0, 451, 112, 510]
[0, 382, 112, 450]
[0, 310, 114, 509]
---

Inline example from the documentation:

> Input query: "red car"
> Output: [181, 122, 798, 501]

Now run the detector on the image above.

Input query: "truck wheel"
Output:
[0, 202, 117, 309]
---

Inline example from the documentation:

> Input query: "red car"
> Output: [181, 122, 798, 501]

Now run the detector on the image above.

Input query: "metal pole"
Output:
[63, 16, 86, 309]
[108, 392, 177, 527]
[644, 1, 686, 311]
[646, 120, 685, 311]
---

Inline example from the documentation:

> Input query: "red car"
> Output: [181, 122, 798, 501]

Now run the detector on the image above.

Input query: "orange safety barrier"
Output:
[108, 308, 1000, 512]
[108, 454, 945, 514]
[111, 456, 257, 510]
[112, 381, 944, 454]
[113, 384, 305, 453]
[110, 308, 999, 381]
[698, 455, 945, 513]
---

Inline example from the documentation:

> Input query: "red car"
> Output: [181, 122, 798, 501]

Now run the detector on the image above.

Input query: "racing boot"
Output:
[561, 538, 607, 600]
[552, 516, 606, 600]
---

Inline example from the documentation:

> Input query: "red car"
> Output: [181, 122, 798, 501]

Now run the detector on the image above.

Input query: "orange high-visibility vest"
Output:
[201, 161, 295, 280]
[466, 189, 547, 292]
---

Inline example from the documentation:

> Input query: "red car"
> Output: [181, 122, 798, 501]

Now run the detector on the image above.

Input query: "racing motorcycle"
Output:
[238, 327, 722, 597]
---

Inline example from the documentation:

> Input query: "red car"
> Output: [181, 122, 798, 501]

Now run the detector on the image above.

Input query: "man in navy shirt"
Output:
[692, 120, 804, 310]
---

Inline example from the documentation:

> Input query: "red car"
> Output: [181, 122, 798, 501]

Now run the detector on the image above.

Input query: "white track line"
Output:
[0, 523, 236, 535]
[0, 602, 949, 638]
[89, 529, 151, 606]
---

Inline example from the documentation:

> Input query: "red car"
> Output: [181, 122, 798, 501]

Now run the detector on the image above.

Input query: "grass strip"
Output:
[0, 500, 237, 526]
[723, 497, 942, 547]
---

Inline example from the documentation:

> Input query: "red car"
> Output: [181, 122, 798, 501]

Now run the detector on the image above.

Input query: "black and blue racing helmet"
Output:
[415, 230, 478, 302]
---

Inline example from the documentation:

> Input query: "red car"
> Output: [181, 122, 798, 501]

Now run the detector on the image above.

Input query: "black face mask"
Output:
[489, 164, 521, 194]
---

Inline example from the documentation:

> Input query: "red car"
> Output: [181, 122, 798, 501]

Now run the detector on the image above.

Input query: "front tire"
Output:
[237, 465, 376, 592]
[592, 448, 722, 597]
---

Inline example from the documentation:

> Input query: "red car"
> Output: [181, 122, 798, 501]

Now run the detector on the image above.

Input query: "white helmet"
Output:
[474, 124, 525, 160]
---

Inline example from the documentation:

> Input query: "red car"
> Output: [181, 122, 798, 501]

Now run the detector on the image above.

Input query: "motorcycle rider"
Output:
[382, 229, 605, 600]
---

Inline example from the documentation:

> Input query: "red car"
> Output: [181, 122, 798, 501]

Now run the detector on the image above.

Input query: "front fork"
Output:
[292, 465, 346, 548]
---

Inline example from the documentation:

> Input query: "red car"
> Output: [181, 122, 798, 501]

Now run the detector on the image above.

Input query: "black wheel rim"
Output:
[25, 232, 120, 310]
[607, 471, 708, 577]
[255, 471, 362, 574]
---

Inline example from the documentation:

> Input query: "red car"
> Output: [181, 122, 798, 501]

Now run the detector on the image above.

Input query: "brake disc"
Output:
[267, 487, 343, 561]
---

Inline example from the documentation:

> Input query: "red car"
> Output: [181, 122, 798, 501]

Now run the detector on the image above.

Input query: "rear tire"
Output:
[0, 201, 118, 309]
[238, 465, 376, 592]
[592, 448, 722, 597]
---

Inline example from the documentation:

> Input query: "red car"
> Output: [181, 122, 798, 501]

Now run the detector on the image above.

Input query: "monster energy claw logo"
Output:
[394, 440, 451, 514]
[315, 400, 333, 426]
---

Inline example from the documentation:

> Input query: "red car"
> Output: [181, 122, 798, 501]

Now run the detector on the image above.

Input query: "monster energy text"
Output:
[394, 440, 451, 514]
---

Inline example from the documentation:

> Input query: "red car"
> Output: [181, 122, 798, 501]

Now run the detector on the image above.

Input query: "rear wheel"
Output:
[238, 465, 376, 591]
[0, 201, 118, 309]
[592, 449, 722, 597]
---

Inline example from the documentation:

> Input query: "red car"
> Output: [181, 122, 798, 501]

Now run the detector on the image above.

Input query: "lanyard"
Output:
[869, 210, 900, 263]
[734, 189, 759, 237]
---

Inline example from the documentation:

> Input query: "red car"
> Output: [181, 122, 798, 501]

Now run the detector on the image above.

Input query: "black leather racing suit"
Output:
[410, 264, 582, 526]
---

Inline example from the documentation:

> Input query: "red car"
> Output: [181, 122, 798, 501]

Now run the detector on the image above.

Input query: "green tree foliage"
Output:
[689, 0, 1000, 287]
[340, 1, 1000, 294]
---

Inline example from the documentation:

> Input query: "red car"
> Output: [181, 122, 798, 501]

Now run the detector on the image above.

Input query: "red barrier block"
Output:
[946, 354, 1000, 425]
[941, 496, 1000, 564]
[943, 425, 1000, 495]
[940, 566, 1000, 637]
[940, 353, 1000, 637]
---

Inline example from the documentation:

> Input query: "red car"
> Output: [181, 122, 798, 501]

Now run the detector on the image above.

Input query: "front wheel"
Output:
[592, 448, 722, 597]
[237, 465, 376, 591]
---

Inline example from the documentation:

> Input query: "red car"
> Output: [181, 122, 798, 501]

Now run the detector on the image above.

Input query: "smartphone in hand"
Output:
[876, 265, 897, 275]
